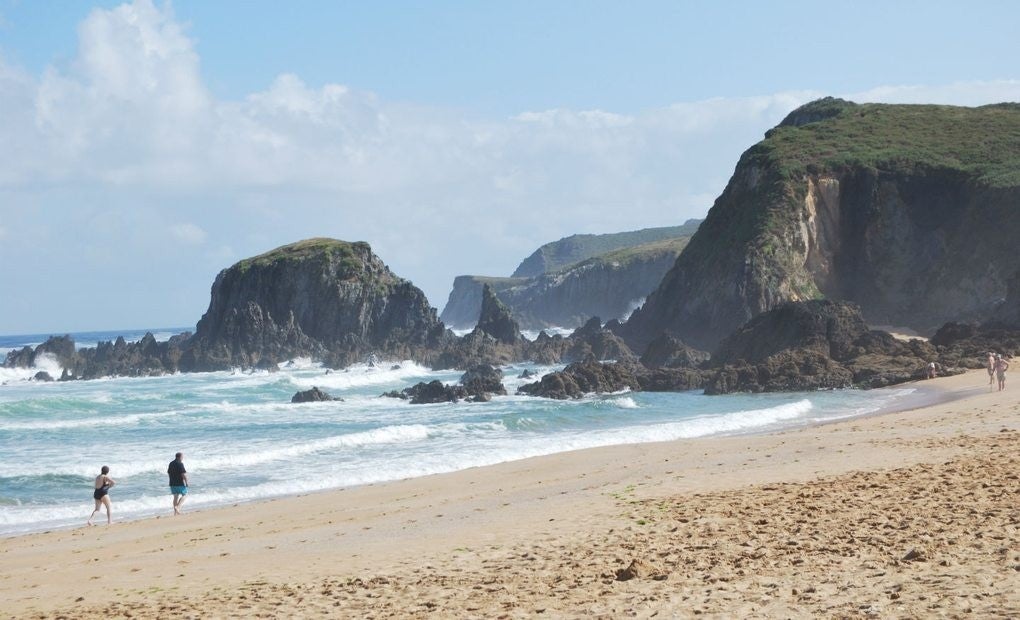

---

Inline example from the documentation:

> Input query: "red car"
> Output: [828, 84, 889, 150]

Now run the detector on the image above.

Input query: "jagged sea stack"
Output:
[623, 98, 1020, 352]
[182, 239, 448, 370]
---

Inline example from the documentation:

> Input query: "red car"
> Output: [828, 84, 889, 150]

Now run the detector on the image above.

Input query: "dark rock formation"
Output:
[703, 301, 942, 393]
[441, 222, 701, 331]
[517, 358, 641, 399]
[291, 387, 339, 403]
[181, 239, 449, 371]
[520, 301, 968, 398]
[475, 284, 522, 345]
[623, 99, 1020, 353]
[3, 333, 191, 381]
[459, 364, 507, 397]
[401, 380, 469, 404]
[33, 371, 54, 382]
[640, 332, 710, 369]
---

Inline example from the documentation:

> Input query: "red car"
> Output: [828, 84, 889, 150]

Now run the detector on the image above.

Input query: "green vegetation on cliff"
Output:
[512, 220, 702, 277]
[235, 238, 368, 276]
[585, 237, 691, 271]
[758, 98, 1020, 187]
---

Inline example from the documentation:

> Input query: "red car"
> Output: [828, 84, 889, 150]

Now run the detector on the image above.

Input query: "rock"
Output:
[380, 390, 408, 400]
[390, 364, 402, 370]
[518, 359, 640, 399]
[475, 284, 522, 345]
[442, 224, 701, 331]
[459, 364, 506, 397]
[622, 99, 1020, 352]
[181, 238, 449, 372]
[469, 393, 491, 403]
[291, 387, 338, 403]
[402, 380, 468, 405]
[33, 371, 54, 382]
[519, 369, 535, 379]
[640, 331, 710, 368]
[699, 301, 949, 394]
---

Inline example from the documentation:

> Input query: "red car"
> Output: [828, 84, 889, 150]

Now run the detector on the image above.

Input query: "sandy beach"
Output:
[3, 369, 1018, 618]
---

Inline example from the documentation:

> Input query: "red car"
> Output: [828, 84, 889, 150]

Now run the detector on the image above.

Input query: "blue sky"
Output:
[0, 1, 1019, 334]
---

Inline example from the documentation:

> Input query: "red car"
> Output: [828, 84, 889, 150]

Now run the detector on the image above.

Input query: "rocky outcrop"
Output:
[623, 99, 1020, 353]
[459, 364, 507, 397]
[291, 387, 339, 403]
[4, 332, 191, 380]
[517, 358, 641, 399]
[441, 223, 700, 331]
[520, 300, 970, 398]
[475, 284, 522, 345]
[181, 239, 449, 371]
[639, 332, 710, 369]
[702, 300, 943, 393]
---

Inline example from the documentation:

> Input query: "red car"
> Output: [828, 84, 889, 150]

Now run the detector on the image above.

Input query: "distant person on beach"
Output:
[994, 355, 1009, 391]
[927, 361, 937, 379]
[87, 465, 115, 526]
[168, 452, 189, 515]
[987, 352, 996, 385]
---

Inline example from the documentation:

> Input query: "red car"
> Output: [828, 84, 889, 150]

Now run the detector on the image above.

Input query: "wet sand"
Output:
[3, 369, 1018, 618]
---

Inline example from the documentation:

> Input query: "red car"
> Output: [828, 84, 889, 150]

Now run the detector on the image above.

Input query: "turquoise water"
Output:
[0, 329, 923, 536]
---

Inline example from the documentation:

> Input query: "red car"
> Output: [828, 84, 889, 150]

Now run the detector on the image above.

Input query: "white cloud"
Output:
[1, 0, 1017, 333]
[170, 223, 207, 245]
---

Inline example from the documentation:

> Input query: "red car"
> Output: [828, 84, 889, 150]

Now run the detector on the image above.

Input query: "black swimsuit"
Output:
[93, 479, 111, 500]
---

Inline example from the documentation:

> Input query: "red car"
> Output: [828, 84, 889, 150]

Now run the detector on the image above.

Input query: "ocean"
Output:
[0, 327, 929, 537]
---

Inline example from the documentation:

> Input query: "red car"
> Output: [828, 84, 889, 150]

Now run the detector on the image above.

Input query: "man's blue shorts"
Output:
[170, 485, 188, 495]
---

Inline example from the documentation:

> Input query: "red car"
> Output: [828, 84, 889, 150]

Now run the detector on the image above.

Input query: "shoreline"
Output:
[3, 368, 1018, 617]
[1, 376, 959, 539]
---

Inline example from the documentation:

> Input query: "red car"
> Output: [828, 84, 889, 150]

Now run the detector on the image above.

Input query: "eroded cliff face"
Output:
[183, 239, 448, 370]
[442, 237, 691, 331]
[624, 99, 1020, 352]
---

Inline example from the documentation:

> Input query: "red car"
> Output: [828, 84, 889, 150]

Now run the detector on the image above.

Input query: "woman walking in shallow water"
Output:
[87, 465, 115, 525]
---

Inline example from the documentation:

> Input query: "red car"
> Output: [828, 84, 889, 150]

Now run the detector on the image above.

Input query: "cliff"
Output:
[511, 221, 702, 278]
[441, 231, 697, 330]
[623, 99, 1020, 352]
[182, 238, 448, 370]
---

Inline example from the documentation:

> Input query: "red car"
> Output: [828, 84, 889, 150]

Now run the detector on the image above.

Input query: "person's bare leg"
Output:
[176, 494, 186, 513]
[87, 500, 101, 526]
[102, 496, 112, 524]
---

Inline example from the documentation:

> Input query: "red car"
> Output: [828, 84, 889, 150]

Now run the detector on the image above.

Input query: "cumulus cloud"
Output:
[1, 0, 1017, 333]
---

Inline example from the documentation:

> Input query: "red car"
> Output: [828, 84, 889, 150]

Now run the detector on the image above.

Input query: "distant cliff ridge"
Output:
[623, 99, 1020, 352]
[511, 221, 702, 278]
[442, 225, 700, 330]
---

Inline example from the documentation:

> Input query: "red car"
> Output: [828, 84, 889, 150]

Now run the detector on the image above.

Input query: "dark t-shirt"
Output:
[168, 460, 187, 487]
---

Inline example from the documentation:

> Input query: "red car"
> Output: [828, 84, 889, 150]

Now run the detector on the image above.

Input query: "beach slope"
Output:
[3, 370, 1018, 618]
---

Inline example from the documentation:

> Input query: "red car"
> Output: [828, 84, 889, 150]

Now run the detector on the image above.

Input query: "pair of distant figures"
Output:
[988, 352, 1009, 392]
[87, 452, 189, 526]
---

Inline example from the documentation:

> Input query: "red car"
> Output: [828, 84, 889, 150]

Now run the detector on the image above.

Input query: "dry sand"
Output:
[3, 370, 1018, 618]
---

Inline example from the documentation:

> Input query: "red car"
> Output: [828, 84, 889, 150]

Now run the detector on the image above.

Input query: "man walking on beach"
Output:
[994, 355, 1009, 392]
[168, 452, 188, 515]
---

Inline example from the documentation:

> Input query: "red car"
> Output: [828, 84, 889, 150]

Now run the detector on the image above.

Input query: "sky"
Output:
[1, 1, 1019, 334]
